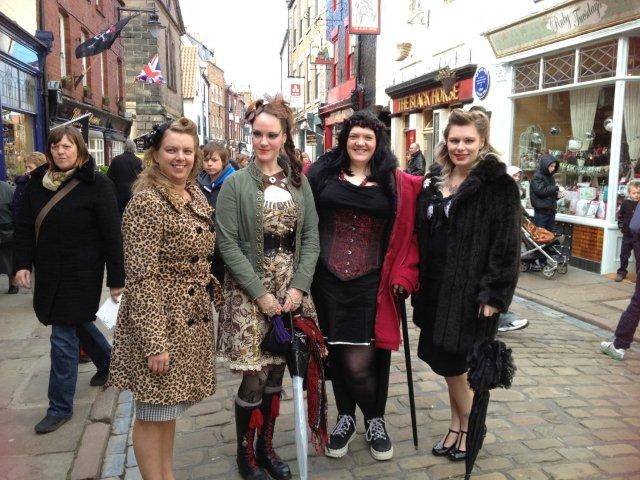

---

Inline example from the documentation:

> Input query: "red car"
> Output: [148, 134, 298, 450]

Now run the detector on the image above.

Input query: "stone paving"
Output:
[100, 295, 640, 480]
[0, 277, 113, 480]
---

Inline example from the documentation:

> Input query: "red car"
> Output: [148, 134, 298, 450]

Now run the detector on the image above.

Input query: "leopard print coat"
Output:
[108, 184, 219, 405]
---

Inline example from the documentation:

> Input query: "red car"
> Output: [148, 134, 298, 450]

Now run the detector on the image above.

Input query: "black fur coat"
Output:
[413, 154, 521, 355]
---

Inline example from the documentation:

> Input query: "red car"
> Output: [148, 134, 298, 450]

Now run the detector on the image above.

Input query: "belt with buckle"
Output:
[263, 232, 296, 256]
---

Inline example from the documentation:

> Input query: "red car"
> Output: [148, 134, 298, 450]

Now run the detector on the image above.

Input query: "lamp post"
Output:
[117, 7, 164, 39]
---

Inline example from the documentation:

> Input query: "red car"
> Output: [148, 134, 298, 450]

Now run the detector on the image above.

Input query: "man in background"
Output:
[406, 142, 425, 176]
[107, 140, 143, 217]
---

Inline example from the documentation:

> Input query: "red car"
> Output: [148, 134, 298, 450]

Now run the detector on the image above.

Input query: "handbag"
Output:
[630, 203, 640, 236]
[260, 311, 293, 356]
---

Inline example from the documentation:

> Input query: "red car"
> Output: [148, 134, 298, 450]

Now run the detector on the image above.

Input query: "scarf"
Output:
[42, 168, 76, 191]
[292, 315, 329, 454]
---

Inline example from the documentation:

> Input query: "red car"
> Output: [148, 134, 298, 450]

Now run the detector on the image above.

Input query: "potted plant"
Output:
[61, 75, 73, 90]
[83, 86, 92, 101]
[102, 95, 110, 107]
[116, 97, 125, 111]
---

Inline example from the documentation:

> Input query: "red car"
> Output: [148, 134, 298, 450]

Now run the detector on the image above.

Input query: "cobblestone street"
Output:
[101, 295, 640, 480]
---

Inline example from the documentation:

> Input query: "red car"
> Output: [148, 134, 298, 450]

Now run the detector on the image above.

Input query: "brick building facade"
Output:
[207, 61, 226, 145]
[41, 0, 131, 166]
[122, 0, 184, 141]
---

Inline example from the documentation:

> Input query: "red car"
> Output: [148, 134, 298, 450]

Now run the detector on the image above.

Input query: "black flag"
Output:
[71, 115, 90, 144]
[75, 16, 133, 58]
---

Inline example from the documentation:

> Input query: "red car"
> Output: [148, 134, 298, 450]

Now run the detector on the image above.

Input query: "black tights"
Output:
[329, 344, 391, 422]
[237, 364, 286, 405]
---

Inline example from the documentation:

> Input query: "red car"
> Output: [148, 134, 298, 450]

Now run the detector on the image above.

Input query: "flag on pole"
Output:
[75, 16, 134, 58]
[135, 54, 166, 84]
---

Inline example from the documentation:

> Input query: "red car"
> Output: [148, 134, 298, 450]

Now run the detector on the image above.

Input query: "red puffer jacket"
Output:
[374, 169, 422, 350]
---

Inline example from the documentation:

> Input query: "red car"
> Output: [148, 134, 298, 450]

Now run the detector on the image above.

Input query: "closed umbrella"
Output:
[286, 315, 329, 480]
[464, 334, 517, 479]
[397, 297, 419, 449]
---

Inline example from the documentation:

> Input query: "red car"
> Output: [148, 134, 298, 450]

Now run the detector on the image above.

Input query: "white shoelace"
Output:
[365, 417, 388, 442]
[331, 415, 355, 438]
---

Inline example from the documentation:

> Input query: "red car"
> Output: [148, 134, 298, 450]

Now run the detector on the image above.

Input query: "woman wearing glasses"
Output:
[215, 96, 319, 480]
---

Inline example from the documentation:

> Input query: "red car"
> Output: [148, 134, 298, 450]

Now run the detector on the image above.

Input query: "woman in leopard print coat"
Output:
[108, 118, 219, 479]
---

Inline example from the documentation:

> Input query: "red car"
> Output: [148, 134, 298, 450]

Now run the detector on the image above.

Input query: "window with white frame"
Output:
[80, 31, 88, 87]
[59, 13, 67, 78]
[89, 137, 105, 166]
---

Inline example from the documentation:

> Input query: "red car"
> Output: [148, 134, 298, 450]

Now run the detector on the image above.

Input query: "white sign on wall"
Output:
[284, 77, 304, 110]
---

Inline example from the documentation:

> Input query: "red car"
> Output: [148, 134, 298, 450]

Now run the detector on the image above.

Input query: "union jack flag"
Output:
[135, 54, 166, 84]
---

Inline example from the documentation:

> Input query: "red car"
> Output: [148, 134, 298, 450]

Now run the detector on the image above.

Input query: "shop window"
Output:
[579, 41, 617, 82]
[2, 109, 35, 181]
[0, 63, 37, 113]
[513, 60, 540, 93]
[628, 37, 640, 76]
[89, 137, 105, 166]
[512, 85, 615, 219]
[543, 50, 574, 88]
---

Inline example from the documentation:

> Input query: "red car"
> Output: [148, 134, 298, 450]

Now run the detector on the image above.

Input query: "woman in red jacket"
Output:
[307, 111, 421, 462]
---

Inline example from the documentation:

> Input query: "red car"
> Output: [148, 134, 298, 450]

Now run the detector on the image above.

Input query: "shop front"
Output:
[385, 65, 476, 170]
[52, 97, 131, 168]
[486, 0, 640, 274]
[0, 13, 47, 181]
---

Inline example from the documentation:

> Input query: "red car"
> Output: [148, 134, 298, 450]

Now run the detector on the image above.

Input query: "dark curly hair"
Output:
[311, 110, 397, 195]
[245, 95, 301, 187]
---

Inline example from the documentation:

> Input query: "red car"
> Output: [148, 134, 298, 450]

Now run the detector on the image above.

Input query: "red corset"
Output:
[321, 209, 387, 281]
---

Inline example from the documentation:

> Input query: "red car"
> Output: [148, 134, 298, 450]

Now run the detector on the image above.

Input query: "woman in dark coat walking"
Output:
[13, 126, 124, 434]
[413, 109, 520, 461]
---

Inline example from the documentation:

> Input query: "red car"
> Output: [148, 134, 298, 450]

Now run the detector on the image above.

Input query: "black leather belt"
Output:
[264, 232, 296, 256]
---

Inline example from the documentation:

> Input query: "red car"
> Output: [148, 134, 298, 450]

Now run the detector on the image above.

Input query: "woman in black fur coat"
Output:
[413, 109, 521, 461]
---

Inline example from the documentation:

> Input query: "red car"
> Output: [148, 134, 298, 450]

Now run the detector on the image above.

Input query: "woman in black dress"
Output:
[308, 111, 421, 462]
[413, 109, 520, 461]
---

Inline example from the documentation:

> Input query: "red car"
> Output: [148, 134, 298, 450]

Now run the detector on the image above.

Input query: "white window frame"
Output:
[80, 31, 88, 87]
[89, 137, 105, 166]
[59, 13, 67, 78]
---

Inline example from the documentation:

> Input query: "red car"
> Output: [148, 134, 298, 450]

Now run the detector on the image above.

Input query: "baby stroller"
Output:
[520, 217, 569, 278]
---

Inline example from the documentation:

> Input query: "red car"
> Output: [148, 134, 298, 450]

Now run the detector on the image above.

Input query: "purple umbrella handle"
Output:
[272, 315, 291, 343]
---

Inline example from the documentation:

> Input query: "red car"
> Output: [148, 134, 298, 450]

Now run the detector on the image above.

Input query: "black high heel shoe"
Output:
[432, 429, 459, 456]
[449, 430, 467, 461]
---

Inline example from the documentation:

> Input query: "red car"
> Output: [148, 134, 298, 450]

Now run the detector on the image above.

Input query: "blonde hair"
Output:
[435, 109, 499, 186]
[134, 117, 203, 194]
[25, 151, 47, 168]
[628, 179, 640, 192]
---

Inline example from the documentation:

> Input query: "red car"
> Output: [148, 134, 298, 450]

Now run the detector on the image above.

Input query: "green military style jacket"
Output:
[215, 157, 319, 300]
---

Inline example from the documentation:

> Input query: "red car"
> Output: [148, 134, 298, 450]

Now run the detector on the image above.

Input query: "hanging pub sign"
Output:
[306, 132, 317, 146]
[311, 42, 334, 65]
[392, 78, 474, 114]
[349, 0, 381, 35]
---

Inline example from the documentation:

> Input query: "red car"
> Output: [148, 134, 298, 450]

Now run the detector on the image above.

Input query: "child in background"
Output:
[615, 179, 640, 282]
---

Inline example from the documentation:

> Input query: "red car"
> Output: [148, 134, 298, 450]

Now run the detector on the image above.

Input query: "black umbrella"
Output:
[465, 333, 517, 479]
[397, 298, 419, 449]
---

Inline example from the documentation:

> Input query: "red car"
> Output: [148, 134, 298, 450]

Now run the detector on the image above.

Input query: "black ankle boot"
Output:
[256, 391, 291, 480]
[235, 402, 270, 480]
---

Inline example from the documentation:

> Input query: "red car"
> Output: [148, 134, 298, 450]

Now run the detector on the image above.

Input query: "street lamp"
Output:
[117, 7, 165, 39]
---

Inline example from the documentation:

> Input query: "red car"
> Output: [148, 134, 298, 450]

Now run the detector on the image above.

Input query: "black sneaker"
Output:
[34, 414, 70, 434]
[325, 414, 356, 458]
[365, 417, 393, 461]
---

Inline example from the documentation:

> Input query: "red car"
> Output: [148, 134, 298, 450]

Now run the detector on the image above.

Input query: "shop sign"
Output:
[311, 42, 334, 65]
[392, 78, 473, 114]
[474, 68, 490, 100]
[485, 0, 640, 58]
[349, 0, 381, 35]
[284, 77, 304, 110]
[325, 108, 354, 126]
[306, 132, 317, 146]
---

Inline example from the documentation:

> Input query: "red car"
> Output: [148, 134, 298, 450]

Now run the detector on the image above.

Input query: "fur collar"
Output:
[449, 154, 507, 215]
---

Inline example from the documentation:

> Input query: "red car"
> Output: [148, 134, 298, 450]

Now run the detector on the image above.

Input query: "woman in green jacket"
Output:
[215, 96, 319, 480]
